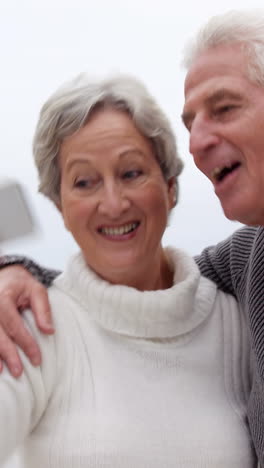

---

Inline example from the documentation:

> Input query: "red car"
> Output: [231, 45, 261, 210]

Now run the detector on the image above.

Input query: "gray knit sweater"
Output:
[1, 225, 263, 465]
[196, 226, 264, 467]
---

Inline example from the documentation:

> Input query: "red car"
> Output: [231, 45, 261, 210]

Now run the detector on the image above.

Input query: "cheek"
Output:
[240, 142, 264, 174]
[230, 126, 262, 157]
[61, 197, 93, 231]
[141, 182, 171, 218]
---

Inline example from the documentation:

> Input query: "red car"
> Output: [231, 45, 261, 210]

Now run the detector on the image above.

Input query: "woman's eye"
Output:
[122, 170, 143, 180]
[74, 178, 93, 189]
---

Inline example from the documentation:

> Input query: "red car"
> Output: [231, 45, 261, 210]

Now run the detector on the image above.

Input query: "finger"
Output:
[0, 298, 42, 367]
[0, 326, 23, 377]
[29, 284, 55, 333]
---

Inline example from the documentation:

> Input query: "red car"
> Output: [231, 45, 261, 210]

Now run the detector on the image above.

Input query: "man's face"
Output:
[182, 43, 264, 225]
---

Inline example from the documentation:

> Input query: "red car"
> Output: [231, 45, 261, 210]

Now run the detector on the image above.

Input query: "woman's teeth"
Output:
[100, 222, 138, 236]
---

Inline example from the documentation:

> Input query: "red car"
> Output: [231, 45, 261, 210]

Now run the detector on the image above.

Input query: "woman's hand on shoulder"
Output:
[0, 265, 54, 377]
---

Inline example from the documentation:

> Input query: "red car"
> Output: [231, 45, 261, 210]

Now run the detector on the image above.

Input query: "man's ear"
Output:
[167, 176, 177, 208]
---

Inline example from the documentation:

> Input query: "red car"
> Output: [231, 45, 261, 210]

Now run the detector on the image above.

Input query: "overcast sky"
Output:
[2, 0, 264, 466]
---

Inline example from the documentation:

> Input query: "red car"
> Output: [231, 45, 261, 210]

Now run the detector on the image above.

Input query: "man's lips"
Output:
[211, 162, 241, 183]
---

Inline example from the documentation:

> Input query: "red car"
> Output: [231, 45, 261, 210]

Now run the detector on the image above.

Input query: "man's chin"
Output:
[221, 202, 262, 227]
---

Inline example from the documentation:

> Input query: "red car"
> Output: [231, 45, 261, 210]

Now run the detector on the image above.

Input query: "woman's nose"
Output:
[97, 184, 131, 218]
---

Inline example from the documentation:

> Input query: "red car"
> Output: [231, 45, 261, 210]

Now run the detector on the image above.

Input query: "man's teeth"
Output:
[100, 223, 138, 236]
[211, 167, 222, 179]
[211, 163, 240, 182]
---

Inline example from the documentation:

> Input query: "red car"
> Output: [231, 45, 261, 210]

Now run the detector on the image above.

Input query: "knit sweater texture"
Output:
[0, 248, 256, 467]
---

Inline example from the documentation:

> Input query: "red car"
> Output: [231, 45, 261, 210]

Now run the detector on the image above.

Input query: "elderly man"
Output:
[0, 8, 264, 465]
[182, 10, 264, 464]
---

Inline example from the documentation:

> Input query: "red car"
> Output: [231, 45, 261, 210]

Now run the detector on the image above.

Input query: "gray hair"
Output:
[33, 73, 183, 205]
[183, 9, 264, 85]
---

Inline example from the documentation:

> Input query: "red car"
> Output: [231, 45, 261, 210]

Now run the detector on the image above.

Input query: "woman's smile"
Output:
[98, 221, 140, 239]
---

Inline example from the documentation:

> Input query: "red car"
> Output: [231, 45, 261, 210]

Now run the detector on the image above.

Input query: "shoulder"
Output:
[1, 309, 58, 426]
[47, 280, 82, 324]
[214, 289, 252, 398]
[209, 225, 259, 260]
[213, 289, 250, 355]
[45, 281, 90, 353]
[228, 225, 260, 250]
[201, 283, 249, 348]
[214, 288, 243, 316]
[21, 309, 57, 383]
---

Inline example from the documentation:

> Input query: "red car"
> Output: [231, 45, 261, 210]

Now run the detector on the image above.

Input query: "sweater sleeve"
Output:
[0, 310, 56, 465]
[0, 255, 61, 287]
[195, 226, 258, 297]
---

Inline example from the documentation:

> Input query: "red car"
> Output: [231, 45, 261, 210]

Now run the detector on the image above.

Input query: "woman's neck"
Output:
[95, 248, 174, 291]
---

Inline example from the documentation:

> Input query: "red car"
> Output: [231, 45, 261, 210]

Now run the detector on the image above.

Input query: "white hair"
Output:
[33, 73, 183, 205]
[183, 9, 264, 85]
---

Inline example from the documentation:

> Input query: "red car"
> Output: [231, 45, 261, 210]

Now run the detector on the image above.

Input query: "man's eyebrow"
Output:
[205, 88, 242, 105]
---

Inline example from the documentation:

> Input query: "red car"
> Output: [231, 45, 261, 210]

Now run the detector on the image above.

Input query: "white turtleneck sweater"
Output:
[0, 248, 257, 467]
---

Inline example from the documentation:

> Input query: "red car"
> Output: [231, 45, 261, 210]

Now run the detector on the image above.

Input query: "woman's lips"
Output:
[98, 221, 140, 239]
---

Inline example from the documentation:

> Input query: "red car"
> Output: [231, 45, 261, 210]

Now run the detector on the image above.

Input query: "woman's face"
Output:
[58, 108, 175, 289]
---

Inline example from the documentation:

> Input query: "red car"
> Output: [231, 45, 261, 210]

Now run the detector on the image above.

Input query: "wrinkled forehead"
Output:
[184, 44, 250, 95]
[181, 45, 259, 127]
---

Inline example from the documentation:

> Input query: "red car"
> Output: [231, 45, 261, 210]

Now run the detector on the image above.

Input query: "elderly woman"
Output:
[0, 73, 257, 467]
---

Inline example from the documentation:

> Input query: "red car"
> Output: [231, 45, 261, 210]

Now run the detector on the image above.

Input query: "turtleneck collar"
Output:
[54, 247, 217, 339]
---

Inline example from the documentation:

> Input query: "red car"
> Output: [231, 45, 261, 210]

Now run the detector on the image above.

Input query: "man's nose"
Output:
[98, 183, 131, 218]
[189, 117, 220, 163]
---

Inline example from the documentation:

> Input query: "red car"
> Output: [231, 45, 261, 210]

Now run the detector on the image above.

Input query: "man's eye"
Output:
[216, 104, 236, 114]
[122, 170, 143, 180]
